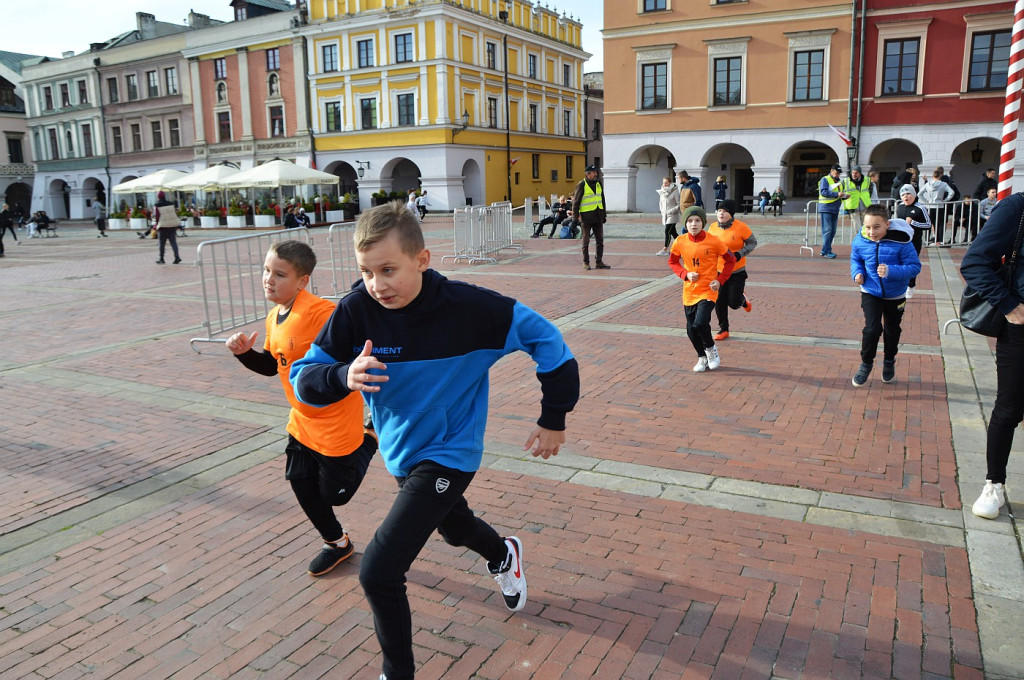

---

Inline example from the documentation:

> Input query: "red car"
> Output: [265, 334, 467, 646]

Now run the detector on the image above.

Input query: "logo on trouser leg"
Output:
[435, 478, 450, 493]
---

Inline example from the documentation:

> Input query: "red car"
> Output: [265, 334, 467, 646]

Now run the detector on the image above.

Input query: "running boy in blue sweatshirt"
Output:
[290, 201, 580, 680]
[850, 204, 922, 387]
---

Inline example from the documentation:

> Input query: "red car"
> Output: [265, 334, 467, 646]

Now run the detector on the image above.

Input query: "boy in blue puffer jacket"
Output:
[850, 204, 922, 387]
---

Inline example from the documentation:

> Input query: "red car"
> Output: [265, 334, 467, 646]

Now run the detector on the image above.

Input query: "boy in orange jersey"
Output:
[225, 240, 376, 577]
[669, 206, 736, 372]
[708, 199, 757, 341]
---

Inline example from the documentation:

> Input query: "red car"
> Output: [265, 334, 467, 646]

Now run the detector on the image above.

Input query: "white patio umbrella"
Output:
[112, 169, 188, 193]
[165, 164, 241, 191]
[220, 159, 339, 189]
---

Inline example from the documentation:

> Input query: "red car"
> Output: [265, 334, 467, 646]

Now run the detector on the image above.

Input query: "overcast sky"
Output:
[8, 0, 603, 72]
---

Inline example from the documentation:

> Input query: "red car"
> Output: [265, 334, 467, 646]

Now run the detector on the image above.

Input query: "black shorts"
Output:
[284, 433, 376, 506]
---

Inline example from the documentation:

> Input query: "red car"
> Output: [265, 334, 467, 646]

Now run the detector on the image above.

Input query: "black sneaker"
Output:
[488, 536, 527, 612]
[583, 263, 591, 270]
[852, 363, 871, 387]
[595, 262, 611, 269]
[308, 536, 354, 576]
[882, 359, 896, 384]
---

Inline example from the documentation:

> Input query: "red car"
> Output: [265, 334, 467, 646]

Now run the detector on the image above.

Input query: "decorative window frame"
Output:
[705, 37, 748, 109]
[357, 96, 379, 130]
[267, 104, 286, 138]
[961, 12, 1012, 95]
[392, 89, 418, 127]
[322, 100, 343, 132]
[354, 36, 377, 69]
[638, 0, 669, 12]
[634, 43, 675, 113]
[874, 19, 930, 101]
[786, 29, 834, 105]
[392, 31, 415, 65]
[320, 42, 340, 73]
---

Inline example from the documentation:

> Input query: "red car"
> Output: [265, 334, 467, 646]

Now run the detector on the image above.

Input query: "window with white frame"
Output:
[325, 102, 342, 131]
[528, 103, 538, 132]
[146, 70, 159, 98]
[322, 44, 338, 72]
[394, 33, 413, 64]
[705, 37, 748, 107]
[487, 42, 497, 70]
[130, 123, 141, 151]
[266, 48, 280, 71]
[77, 79, 88, 104]
[643, 0, 667, 11]
[168, 119, 180, 147]
[164, 67, 178, 95]
[111, 125, 122, 153]
[874, 20, 929, 98]
[81, 124, 93, 157]
[360, 98, 378, 129]
[125, 74, 138, 101]
[487, 97, 498, 128]
[357, 39, 374, 69]
[963, 14, 1012, 93]
[563, 109, 571, 136]
[786, 29, 834, 103]
[528, 54, 537, 79]
[563, 63, 572, 87]
[396, 93, 415, 126]
[634, 44, 674, 112]
[151, 121, 163, 149]
[214, 58, 227, 79]
[269, 106, 284, 137]
[217, 111, 231, 142]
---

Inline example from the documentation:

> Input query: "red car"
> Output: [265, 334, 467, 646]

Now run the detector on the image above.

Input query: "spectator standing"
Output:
[895, 184, 931, 299]
[656, 177, 680, 256]
[868, 171, 881, 203]
[416, 191, 430, 220]
[960, 193, 1024, 519]
[405, 191, 419, 221]
[153, 191, 181, 264]
[817, 164, 846, 258]
[677, 170, 703, 208]
[572, 164, 610, 270]
[0, 202, 18, 247]
[94, 200, 107, 238]
[842, 165, 873, 224]
[978, 188, 1000, 231]
[918, 169, 956, 246]
[973, 168, 998, 200]
[713, 175, 728, 210]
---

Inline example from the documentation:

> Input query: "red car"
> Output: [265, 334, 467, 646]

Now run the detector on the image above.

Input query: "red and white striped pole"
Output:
[998, 0, 1024, 199]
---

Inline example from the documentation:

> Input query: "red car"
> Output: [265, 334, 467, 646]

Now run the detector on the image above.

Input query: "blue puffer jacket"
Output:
[850, 219, 921, 299]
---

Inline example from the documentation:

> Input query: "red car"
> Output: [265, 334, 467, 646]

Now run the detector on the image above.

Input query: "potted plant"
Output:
[227, 203, 247, 228]
[340, 192, 357, 220]
[196, 207, 217, 229]
[129, 206, 149, 231]
[253, 202, 276, 228]
[108, 209, 128, 230]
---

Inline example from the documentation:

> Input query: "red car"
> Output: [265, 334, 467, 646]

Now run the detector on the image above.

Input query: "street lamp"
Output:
[451, 110, 470, 139]
[846, 140, 858, 171]
[356, 160, 370, 179]
[971, 140, 984, 165]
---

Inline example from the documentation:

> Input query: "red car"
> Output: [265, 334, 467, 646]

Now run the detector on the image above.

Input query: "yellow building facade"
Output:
[303, 0, 589, 209]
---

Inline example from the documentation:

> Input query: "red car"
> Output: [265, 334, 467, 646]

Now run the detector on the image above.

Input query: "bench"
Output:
[740, 196, 756, 213]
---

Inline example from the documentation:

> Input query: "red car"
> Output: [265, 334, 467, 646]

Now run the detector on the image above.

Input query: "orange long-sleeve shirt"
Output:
[707, 219, 753, 271]
[668, 231, 735, 306]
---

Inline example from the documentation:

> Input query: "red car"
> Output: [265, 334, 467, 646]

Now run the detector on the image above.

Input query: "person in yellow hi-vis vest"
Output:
[817, 164, 848, 259]
[571, 164, 610, 270]
[842, 165, 873, 225]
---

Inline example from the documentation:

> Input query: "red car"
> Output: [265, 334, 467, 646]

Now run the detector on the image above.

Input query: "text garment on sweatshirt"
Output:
[290, 269, 580, 477]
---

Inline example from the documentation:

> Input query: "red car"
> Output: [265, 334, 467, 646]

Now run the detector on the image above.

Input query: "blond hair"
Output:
[354, 200, 424, 255]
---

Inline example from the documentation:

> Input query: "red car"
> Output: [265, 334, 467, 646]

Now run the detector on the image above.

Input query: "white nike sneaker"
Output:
[693, 356, 709, 372]
[489, 536, 527, 612]
[971, 481, 1005, 519]
[705, 345, 721, 370]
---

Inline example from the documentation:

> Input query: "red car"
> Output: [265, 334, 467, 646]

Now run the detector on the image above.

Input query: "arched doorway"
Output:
[83, 176, 106, 213]
[324, 161, 358, 198]
[628, 145, 675, 212]
[461, 159, 483, 207]
[865, 139, 923, 195]
[382, 158, 422, 197]
[949, 137, 1000, 197]
[782, 142, 842, 198]
[702, 144, 755, 204]
[4, 181, 31, 215]
[46, 179, 70, 219]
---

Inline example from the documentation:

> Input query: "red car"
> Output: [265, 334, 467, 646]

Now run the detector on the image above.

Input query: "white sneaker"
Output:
[693, 356, 709, 372]
[705, 345, 721, 370]
[971, 481, 1005, 519]
[489, 536, 526, 612]
[656, 249, 668, 256]
[905, 287, 914, 300]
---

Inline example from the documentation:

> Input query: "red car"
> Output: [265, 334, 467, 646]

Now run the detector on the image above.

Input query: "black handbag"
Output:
[959, 202, 1024, 337]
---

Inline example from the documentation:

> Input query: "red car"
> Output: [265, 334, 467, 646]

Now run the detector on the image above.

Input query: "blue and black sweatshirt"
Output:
[290, 269, 580, 477]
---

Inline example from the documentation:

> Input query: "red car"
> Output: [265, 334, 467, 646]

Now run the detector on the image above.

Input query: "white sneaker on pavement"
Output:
[971, 481, 1005, 519]
[693, 356, 709, 372]
[705, 345, 721, 370]
[905, 287, 914, 300]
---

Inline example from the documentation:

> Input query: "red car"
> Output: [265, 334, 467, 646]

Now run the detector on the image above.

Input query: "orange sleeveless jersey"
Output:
[707, 220, 752, 271]
[265, 289, 363, 456]
[669, 231, 731, 306]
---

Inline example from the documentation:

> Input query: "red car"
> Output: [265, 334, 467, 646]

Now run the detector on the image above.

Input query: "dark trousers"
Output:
[986, 323, 1024, 484]
[95, 218, 106, 234]
[909, 228, 925, 289]
[663, 223, 679, 248]
[359, 461, 506, 680]
[685, 299, 716, 356]
[581, 220, 604, 264]
[929, 207, 947, 243]
[285, 434, 376, 542]
[860, 293, 905, 364]
[157, 228, 180, 261]
[535, 214, 559, 236]
[715, 269, 748, 332]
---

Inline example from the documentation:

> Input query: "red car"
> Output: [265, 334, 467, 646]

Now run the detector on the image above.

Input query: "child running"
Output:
[849, 205, 921, 386]
[707, 199, 756, 341]
[669, 206, 736, 372]
[290, 202, 580, 680]
[225, 240, 377, 576]
[895, 183, 931, 299]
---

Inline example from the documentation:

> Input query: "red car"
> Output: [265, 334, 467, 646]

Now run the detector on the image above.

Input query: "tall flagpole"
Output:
[998, 0, 1024, 199]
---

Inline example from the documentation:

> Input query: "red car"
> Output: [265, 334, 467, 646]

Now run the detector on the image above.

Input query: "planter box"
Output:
[130, 218, 149, 231]
[108, 218, 128, 230]
[254, 214, 276, 228]
[227, 215, 246, 228]
[200, 216, 219, 229]
[325, 210, 346, 223]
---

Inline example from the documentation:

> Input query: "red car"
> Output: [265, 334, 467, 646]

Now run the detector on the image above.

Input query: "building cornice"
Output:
[603, 5, 852, 40]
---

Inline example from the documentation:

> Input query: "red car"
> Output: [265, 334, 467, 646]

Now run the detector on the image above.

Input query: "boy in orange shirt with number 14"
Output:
[669, 206, 736, 372]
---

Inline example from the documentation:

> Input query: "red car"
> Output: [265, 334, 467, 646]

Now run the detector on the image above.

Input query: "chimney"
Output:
[137, 12, 157, 39]
[188, 12, 212, 28]
[90, 43, 106, 52]
[62, 51, 75, 58]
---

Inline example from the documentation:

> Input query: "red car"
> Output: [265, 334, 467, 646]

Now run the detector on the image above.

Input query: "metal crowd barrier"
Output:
[442, 201, 521, 265]
[325, 222, 361, 299]
[188, 227, 313, 353]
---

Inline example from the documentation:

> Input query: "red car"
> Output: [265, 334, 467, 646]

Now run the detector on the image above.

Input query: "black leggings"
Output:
[908, 228, 925, 288]
[684, 299, 716, 356]
[157, 228, 180, 261]
[359, 461, 506, 680]
[986, 323, 1024, 484]
[285, 434, 376, 542]
[714, 269, 748, 332]
[663, 223, 679, 248]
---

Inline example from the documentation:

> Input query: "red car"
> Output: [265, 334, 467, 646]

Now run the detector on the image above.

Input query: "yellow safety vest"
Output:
[842, 176, 872, 211]
[818, 176, 842, 205]
[579, 181, 603, 213]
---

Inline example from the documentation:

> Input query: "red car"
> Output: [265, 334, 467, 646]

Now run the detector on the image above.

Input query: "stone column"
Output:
[602, 166, 637, 212]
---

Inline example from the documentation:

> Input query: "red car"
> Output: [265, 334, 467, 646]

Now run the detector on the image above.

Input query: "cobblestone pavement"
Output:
[0, 215, 1021, 679]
